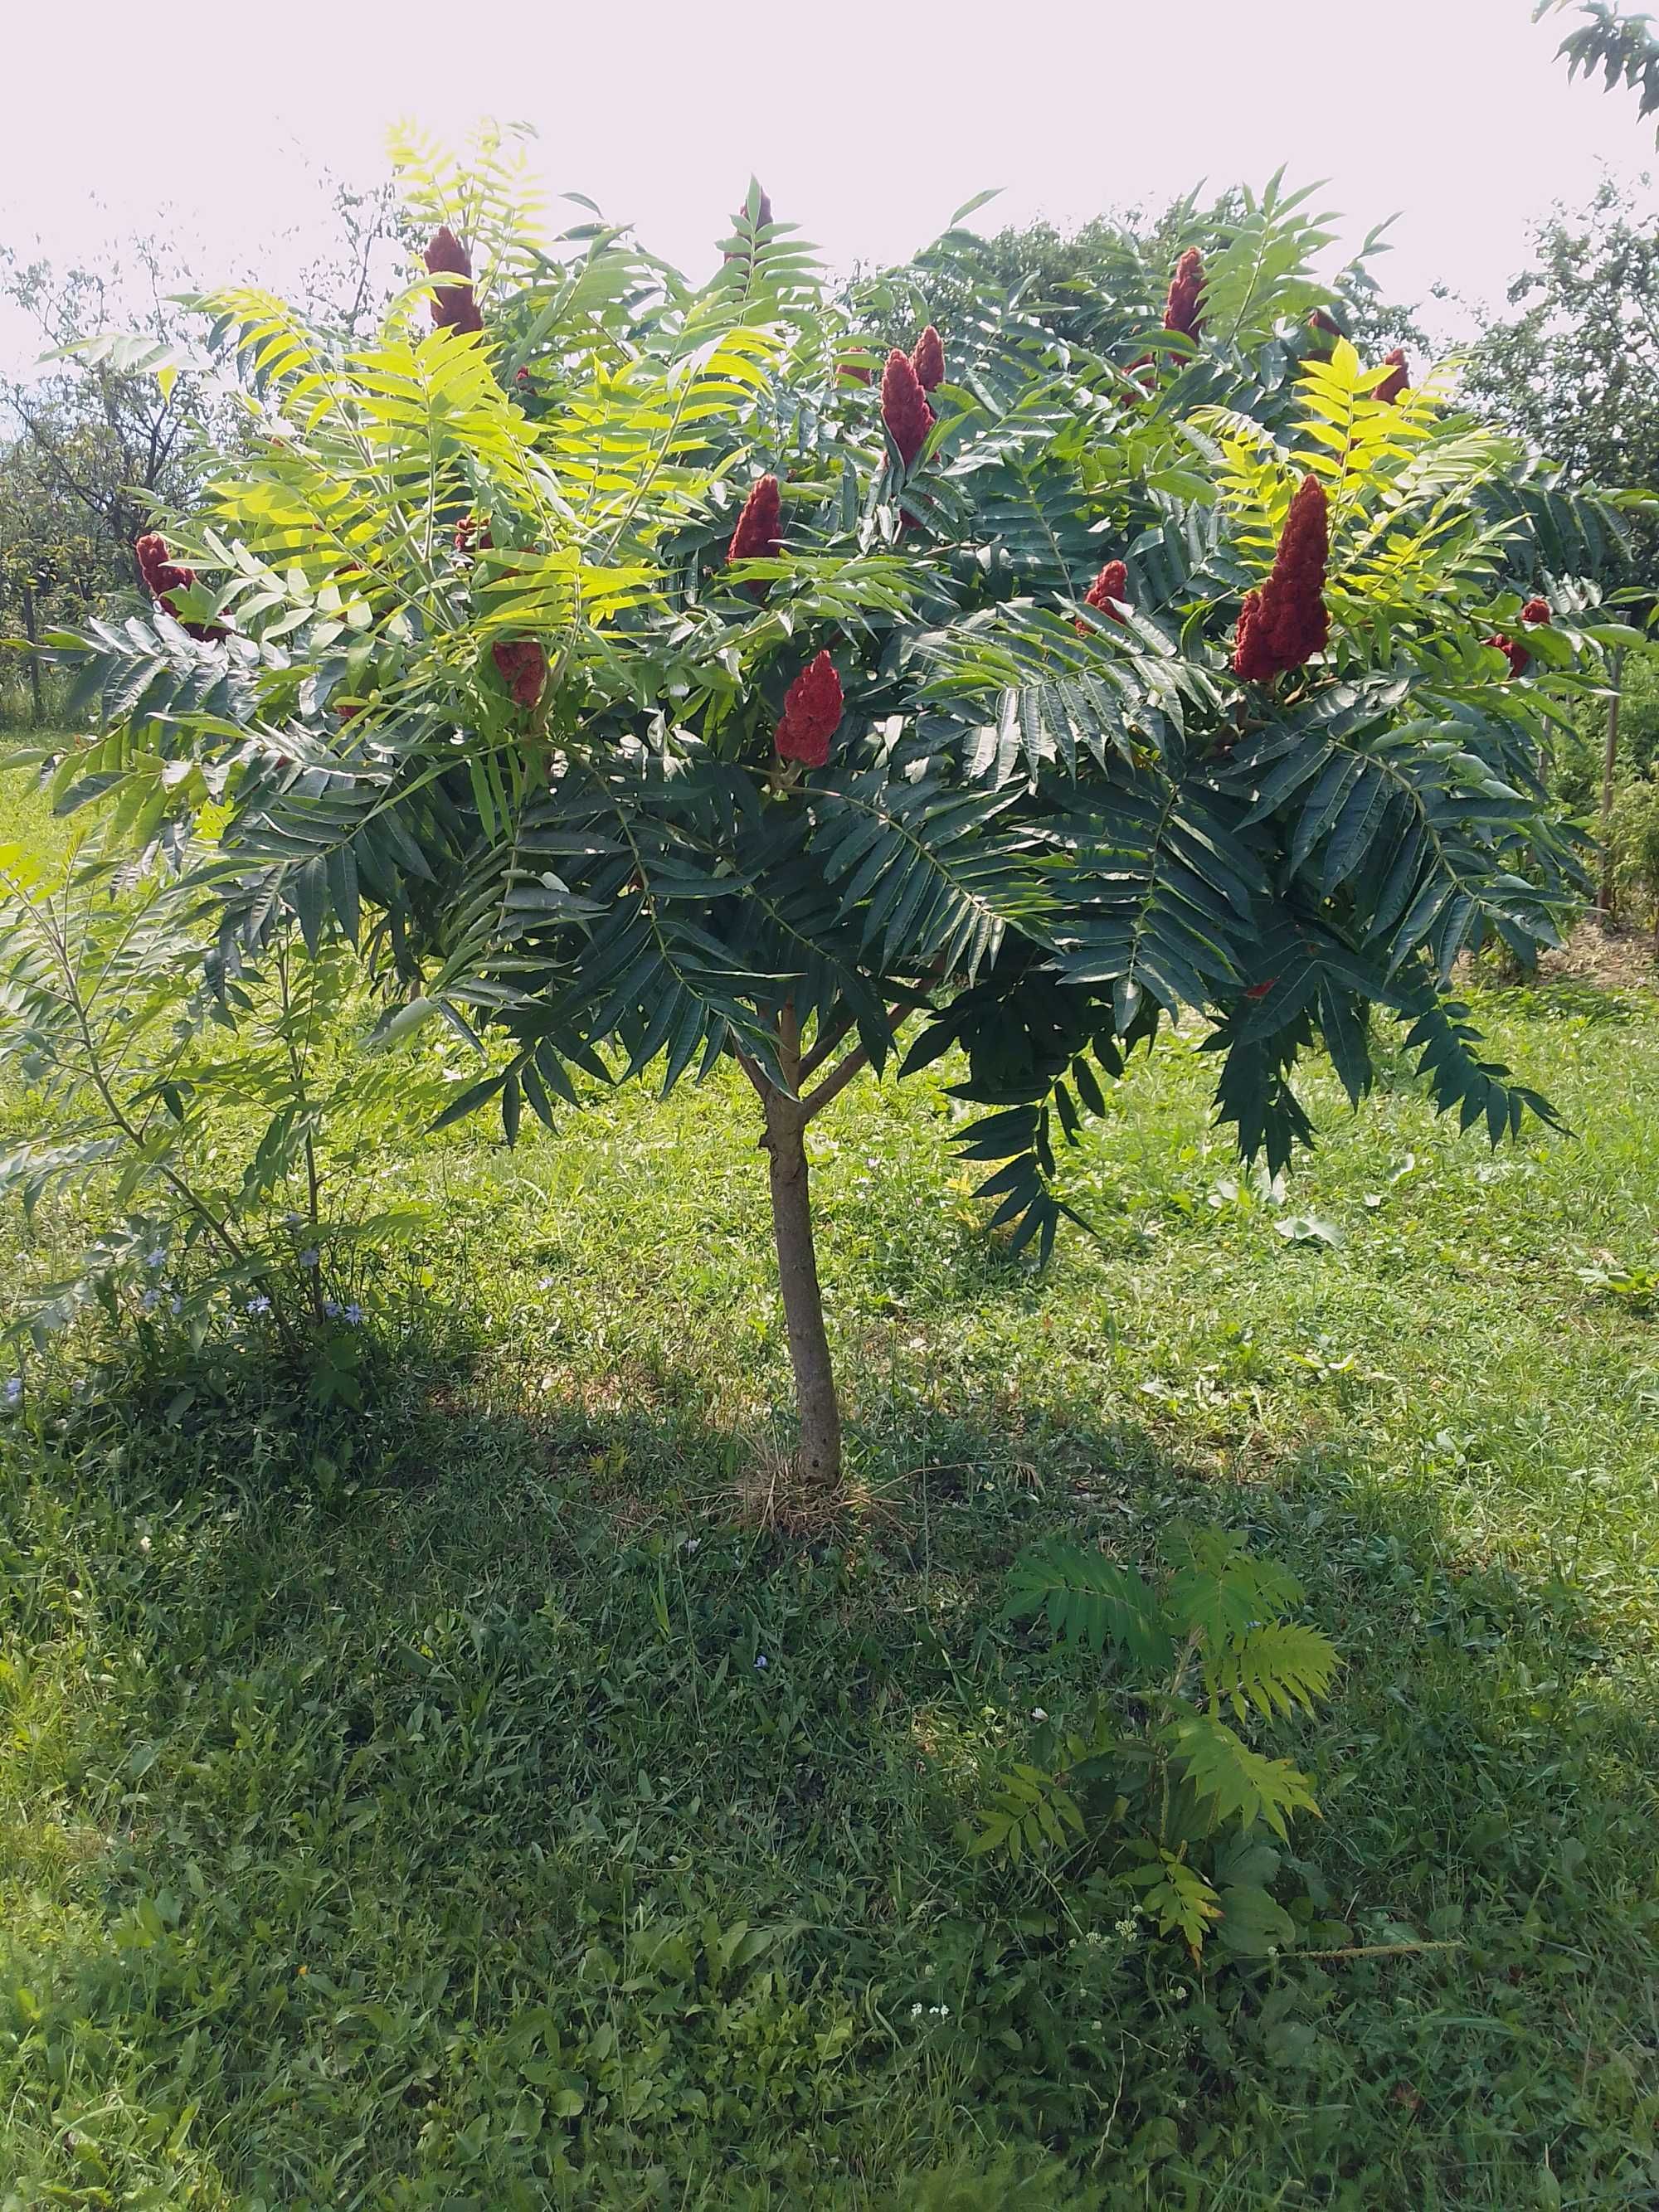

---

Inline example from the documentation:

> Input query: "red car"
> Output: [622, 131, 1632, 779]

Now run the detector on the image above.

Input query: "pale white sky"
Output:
[0, 0, 1649, 377]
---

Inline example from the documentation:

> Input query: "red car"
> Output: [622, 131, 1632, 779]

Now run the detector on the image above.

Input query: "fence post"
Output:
[1598, 647, 1625, 921]
[21, 578, 43, 727]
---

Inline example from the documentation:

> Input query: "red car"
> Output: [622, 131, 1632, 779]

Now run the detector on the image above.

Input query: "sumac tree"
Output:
[29, 130, 1636, 1490]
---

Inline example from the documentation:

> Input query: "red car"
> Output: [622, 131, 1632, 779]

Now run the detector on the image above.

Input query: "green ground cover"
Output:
[1, 767, 1656, 2208]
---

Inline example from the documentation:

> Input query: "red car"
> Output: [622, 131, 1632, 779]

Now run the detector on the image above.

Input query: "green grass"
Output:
[2, 771, 1657, 2204]
[0, 751, 70, 868]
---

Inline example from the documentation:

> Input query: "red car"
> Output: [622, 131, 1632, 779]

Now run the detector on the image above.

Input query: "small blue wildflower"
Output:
[141, 1287, 161, 1313]
[3, 1378, 21, 1407]
[145, 1248, 166, 1270]
[323, 1299, 341, 1320]
[343, 1303, 364, 1326]
[299, 1249, 319, 1270]
[246, 1295, 272, 1316]
[754, 1655, 769, 1671]
[170, 1296, 183, 1317]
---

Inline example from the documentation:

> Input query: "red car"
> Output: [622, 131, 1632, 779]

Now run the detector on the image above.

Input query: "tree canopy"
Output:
[20, 129, 1638, 1479]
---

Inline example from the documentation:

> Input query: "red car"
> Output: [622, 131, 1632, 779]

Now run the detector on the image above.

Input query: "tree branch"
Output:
[776, 999, 802, 1089]
[800, 1045, 870, 1122]
[732, 1043, 769, 1099]
[800, 1001, 922, 1121]
[797, 1009, 855, 1084]
[799, 994, 928, 1087]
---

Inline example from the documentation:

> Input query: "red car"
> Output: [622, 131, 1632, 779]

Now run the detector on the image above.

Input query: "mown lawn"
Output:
[1, 768, 1657, 2207]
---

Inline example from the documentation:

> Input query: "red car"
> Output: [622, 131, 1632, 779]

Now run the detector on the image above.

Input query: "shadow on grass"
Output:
[1481, 977, 1652, 1025]
[1, 1306, 1655, 2208]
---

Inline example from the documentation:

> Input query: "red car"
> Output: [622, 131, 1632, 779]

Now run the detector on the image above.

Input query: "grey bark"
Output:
[757, 1005, 843, 1491]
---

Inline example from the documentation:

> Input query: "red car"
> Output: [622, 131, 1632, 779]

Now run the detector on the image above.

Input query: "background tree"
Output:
[0, 440, 114, 724]
[30, 136, 1632, 1494]
[0, 175, 404, 717]
[0, 241, 211, 593]
[1463, 177, 1659, 593]
[1463, 173, 1659, 906]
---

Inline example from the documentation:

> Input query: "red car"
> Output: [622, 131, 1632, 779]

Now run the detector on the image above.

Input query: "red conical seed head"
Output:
[727, 474, 784, 597]
[1306, 308, 1342, 362]
[1520, 597, 1552, 625]
[728, 473, 783, 562]
[135, 530, 221, 634]
[492, 638, 547, 710]
[1484, 632, 1531, 678]
[134, 532, 166, 592]
[911, 324, 945, 392]
[135, 531, 193, 602]
[1163, 248, 1206, 338]
[775, 650, 843, 768]
[1276, 473, 1331, 656]
[881, 348, 934, 469]
[1077, 558, 1129, 632]
[1233, 474, 1330, 683]
[1084, 559, 1128, 615]
[425, 226, 482, 333]
[1233, 589, 1275, 684]
[1374, 348, 1410, 404]
[425, 226, 471, 280]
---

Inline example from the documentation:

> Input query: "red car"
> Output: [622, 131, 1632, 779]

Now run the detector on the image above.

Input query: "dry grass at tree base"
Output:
[1540, 916, 1659, 992]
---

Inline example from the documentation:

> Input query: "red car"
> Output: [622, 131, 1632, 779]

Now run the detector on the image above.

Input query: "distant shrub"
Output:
[1608, 775, 1659, 941]
[0, 833, 438, 1382]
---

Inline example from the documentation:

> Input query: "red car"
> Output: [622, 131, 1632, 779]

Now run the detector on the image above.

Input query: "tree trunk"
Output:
[1598, 648, 1625, 921]
[761, 1080, 842, 1492]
